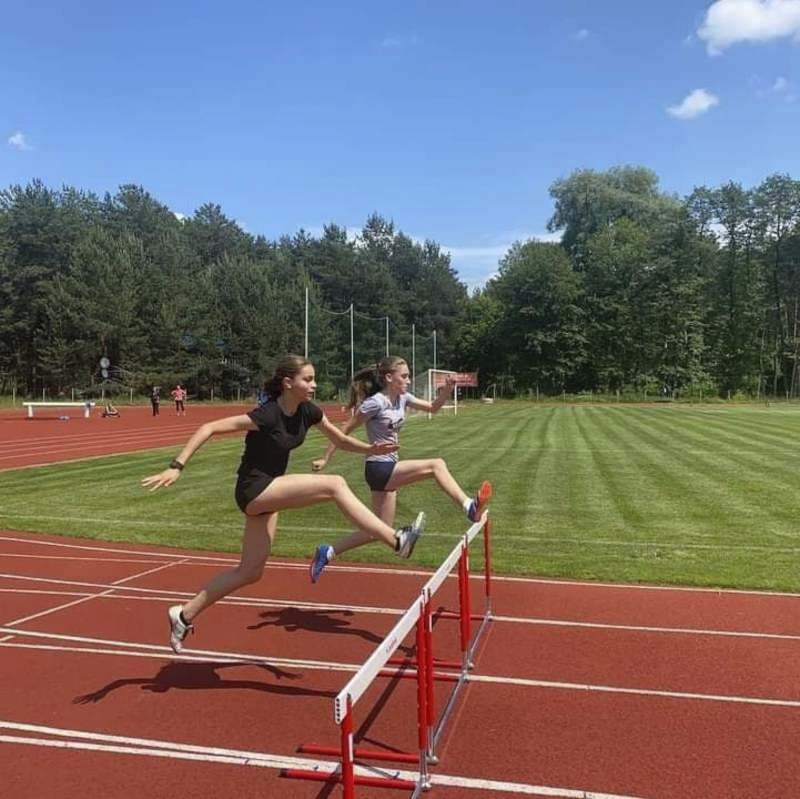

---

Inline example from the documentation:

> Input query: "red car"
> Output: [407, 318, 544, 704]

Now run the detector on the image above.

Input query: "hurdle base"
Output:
[298, 743, 419, 765]
[282, 768, 417, 791]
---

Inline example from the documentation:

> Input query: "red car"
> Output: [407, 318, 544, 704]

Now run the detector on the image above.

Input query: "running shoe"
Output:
[310, 544, 333, 583]
[467, 480, 493, 522]
[167, 605, 194, 654]
[395, 511, 426, 559]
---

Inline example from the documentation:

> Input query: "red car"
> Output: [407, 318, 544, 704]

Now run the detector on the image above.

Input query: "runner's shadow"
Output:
[249, 608, 413, 655]
[73, 661, 336, 704]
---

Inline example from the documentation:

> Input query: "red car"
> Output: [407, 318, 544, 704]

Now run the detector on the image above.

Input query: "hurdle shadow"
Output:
[248, 608, 413, 656]
[72, 661, 337, 704]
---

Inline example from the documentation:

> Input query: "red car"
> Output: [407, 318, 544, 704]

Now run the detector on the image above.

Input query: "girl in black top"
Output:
[142, 354, 426, 653]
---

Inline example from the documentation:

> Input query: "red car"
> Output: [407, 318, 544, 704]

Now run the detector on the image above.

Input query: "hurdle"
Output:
[24, 401, 96, 419]
[285, 513, 492, 797]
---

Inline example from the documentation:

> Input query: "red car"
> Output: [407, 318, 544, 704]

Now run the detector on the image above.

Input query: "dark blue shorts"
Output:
[364, 460, 396, 492]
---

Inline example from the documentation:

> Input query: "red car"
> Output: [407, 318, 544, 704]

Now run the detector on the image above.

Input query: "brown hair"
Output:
[347, 356, 407, 409]
[262, 354, 312, 401]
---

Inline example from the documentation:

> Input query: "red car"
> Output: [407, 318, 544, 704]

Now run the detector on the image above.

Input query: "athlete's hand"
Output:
[438, 375, 456, 394]
[370, 442, 398, 456]
[311, 457, 328, 472]
[141, 468, 181, 492]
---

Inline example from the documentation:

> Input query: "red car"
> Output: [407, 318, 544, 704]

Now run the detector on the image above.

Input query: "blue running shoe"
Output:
[310, 544, 333, 583]
[467, 481, 493, 522]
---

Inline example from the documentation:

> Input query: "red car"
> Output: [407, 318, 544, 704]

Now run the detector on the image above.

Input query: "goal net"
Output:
[411, 368, 459, 418]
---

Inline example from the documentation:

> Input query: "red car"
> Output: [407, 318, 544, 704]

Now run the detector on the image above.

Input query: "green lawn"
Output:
[2, 401, 800, 591]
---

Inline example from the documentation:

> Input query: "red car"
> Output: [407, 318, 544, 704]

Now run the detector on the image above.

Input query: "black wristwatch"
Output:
[169, 459, 185, 471]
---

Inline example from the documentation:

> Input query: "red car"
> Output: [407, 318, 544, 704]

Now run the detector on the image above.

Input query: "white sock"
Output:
[462, 497, 473, 514]
[326, 546, 335, 562]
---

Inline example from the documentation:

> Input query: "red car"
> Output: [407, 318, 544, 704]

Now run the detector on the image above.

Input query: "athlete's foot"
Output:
[395, 511, 426, 559]
[167, 605, 194, 653]
[467, 481, 493, 522]
[310, 544, 334, 583]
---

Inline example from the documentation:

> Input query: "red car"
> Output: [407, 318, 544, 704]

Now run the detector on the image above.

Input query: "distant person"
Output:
[150, 386, 161, 417]
[101, 402, 120, 418]
[171, 384, 187, 416]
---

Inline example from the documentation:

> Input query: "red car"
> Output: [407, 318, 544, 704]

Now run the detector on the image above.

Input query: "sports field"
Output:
[2, 400, 799, 591]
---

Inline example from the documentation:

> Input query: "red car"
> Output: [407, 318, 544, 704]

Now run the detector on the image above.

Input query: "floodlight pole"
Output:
[385, 316, 389, 356]
[412, 323, 416, 388]
[304, 285, 309, 359]
[350, 304, 355, 383]
[433, 330, 437, 372]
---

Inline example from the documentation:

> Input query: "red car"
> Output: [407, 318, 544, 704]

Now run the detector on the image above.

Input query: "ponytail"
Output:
[347, 356, 407, 409]
[262, 354, 312, 402]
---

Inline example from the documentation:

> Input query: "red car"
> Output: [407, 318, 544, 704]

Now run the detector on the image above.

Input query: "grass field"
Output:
[2, 401, 800, 591]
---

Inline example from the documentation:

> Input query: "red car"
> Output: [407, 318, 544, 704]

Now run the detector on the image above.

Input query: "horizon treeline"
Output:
[2, 166, 800, 400]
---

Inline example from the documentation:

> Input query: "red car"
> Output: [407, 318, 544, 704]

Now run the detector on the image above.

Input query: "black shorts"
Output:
[175, 400, 185, 411]
[365, 460, 396, 492]
[235, 470, 275, 513]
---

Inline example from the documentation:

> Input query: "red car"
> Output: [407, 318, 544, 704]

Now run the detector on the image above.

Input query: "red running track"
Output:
[2, 530, 800, 798]
[0, 403, 349, 471]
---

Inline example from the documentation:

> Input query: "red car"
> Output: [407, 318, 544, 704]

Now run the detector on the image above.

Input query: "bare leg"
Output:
[181, 513, 276, 622]
[330, 490, 397, 555]
[385, 458, 469, 509]
[248, 473, 399, 549]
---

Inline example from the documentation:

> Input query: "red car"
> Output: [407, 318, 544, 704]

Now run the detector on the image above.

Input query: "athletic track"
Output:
[1, 404, 799, 797]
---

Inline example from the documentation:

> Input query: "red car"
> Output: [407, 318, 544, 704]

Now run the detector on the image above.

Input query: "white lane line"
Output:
[2, 574, 800, 641]
[0, 574, 404, 615]
[0, 721, 646, 798]
[0, 553, 168, 565]
[0, 628, 359, 672]
[2, 560, 188, 628]
[2, 628, 800, 710]
[469, 674, 800, 709]
[490, 615, 800, 642]
[2, 532, 800, 597]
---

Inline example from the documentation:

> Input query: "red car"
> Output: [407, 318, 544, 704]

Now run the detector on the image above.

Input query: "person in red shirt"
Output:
[171, 384, 187, 416]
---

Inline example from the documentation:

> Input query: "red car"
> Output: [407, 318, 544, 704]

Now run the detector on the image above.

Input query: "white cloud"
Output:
[667, 88, 720, 119]
[755, 75, 797, 100]
[442, 231, 564, 289]
[698, 0, 800, 55]
[380, 34, 422, 48]
[8, 131, 32, 151]
[772, 75, 790, 91]
[173, 212, 187, 222]
[571, 28, 590, 41]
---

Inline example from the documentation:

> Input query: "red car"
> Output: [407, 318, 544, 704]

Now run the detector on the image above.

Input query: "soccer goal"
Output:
[411, 368, 459, 419]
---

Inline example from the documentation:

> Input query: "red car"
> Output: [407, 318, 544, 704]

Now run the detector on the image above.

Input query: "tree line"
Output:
[2, 167, 799, 400]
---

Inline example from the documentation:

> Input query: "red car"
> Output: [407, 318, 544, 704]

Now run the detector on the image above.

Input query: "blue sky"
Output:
[3, 0, 800, 287]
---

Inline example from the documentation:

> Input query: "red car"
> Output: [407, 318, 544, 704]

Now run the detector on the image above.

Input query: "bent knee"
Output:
[237, 565, 264, 585]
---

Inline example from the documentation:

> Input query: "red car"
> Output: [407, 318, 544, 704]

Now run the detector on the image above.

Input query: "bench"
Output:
[24, 401, 96, 419]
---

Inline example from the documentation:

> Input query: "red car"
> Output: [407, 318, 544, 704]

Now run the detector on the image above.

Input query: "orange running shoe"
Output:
[467, 480, 493, 522]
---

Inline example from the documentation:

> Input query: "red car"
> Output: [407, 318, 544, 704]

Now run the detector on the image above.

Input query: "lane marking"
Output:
[3, 560, 188, 628]
[3, 577, 800, 642]
[0, 721, 646, 798]
[2, 532, 800, 596]
[2, 629, 800, 710]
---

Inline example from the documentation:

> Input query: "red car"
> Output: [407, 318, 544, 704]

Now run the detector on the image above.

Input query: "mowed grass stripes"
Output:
[1, 401, 800, 591]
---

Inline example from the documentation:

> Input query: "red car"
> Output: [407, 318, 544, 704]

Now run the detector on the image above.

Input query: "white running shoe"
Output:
[167, 605, 194, 653]
[395, 511, 426, 559]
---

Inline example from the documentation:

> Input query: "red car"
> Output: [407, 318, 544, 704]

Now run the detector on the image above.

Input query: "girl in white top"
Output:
[309, 355, 492, 582]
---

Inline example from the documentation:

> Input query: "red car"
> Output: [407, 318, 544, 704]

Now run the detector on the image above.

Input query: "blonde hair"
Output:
[347, 356, 407, 409]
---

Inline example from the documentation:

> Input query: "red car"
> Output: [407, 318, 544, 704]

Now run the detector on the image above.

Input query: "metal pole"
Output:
[341, 695, 355, 799]
[412, 323, 416, 389]
[350, 304, 355, 383]
[304, 285, 309, 359]
[385, 316, 389, 356]
[433, 330, 437, 372]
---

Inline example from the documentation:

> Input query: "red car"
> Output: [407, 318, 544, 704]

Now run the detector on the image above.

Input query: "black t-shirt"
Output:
[238, 401, 323, 478]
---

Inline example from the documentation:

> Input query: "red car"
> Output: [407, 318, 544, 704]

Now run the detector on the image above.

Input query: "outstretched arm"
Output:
[141, 414, 256, 491]
[406, 375, 456, 414]
[316, 414, 397, 458]
[312, 412, 365, 471]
